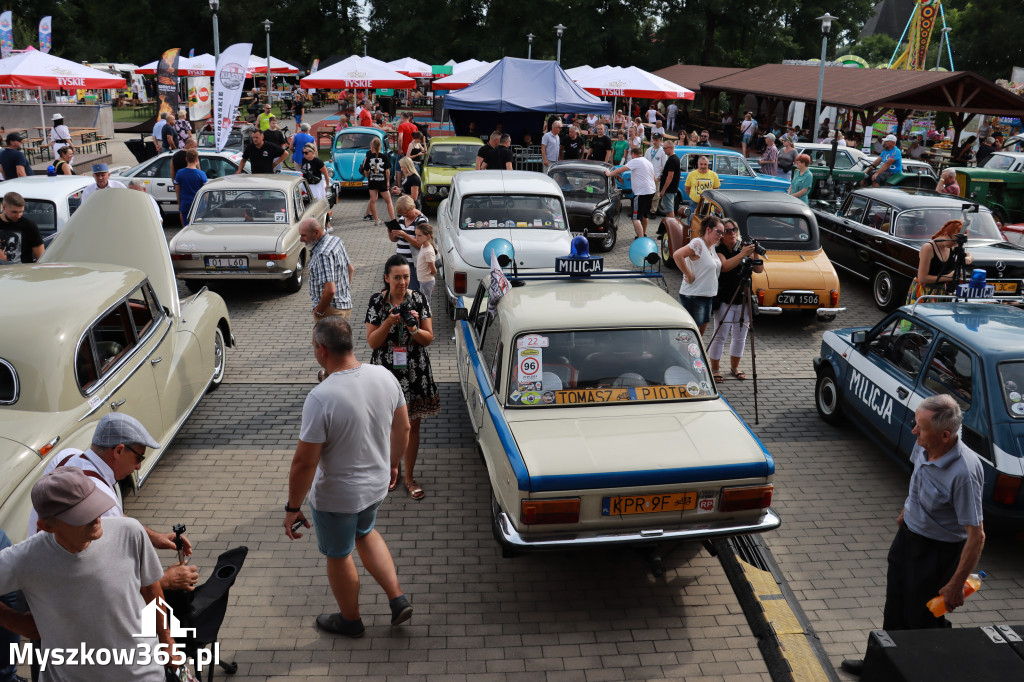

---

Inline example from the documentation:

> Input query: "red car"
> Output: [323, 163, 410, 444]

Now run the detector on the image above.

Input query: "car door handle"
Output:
[872, 238, 884, 245]
[897, 387, 909, 399]
[110, 398, 126, 409]
[150, 357, 162, 365]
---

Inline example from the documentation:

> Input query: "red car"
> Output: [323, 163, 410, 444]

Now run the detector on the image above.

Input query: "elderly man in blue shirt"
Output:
[842, 393, 984, 676]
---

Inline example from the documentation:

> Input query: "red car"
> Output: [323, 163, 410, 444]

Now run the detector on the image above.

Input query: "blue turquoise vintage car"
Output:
[615, 146, 790, 203]
[814, 301, 1024, 520]
[330, 126, 396, 190]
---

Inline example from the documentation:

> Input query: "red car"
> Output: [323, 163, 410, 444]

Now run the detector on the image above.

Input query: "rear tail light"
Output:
[830, 289, 840, 307]
[258, 253, 288, 260]
[171, 254, 193, 261]
[720, 485, 773, 513]
[454, 271, 467, 295]
[521, 498, 580, 525]
[994, 474, 1021, 505]
[756, 288, 766, 305]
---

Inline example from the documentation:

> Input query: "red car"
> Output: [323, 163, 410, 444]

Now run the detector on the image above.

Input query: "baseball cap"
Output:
[883, 134, 898, 143]
[31, 467, 116, 525]
[6, 132, 24, 143]
[652, 132, 663, 138]
[91, 163, 109, 173]
[92, 412, 160, 449]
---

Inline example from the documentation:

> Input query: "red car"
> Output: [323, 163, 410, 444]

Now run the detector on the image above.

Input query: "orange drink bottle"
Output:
[926, 571, 986, 617]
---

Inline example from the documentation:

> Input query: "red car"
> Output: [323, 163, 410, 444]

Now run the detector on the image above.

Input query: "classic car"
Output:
[436, 171, 574, 312]
[110, 149, 246, 218]
[814, 302, 1024, 520]
[330, 126, 396, 191]
[421, 136, 482, 211]
[1, 176, 94, 244]
[453, 266, 781, 555]
[0, 189, 233, 543]
[951, 152, 1024, 224]
[168, 174, 330, 293]
[813, 188, 1024, 310]
[548, 160, 622, 252]
[615, 146, 790, 200]
[661, 189, 844, 320]
[196, 121, 256, 154]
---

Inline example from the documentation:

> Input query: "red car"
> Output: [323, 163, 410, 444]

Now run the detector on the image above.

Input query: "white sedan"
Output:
[436, 171, 574, 312]
[1, 176, 95, 243]
[110, 150, 246, 217]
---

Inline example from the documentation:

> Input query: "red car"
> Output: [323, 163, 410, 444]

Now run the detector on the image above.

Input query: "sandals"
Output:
[404, 480, 425, 500]
[731, 369, 747, 381]
[712, 371, 725, 382]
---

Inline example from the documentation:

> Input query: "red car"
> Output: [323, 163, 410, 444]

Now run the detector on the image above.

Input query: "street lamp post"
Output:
[209, 0, 220, 63]
[813, 13, 837, 139]
[263, 19, 272, 105]
[527, 33, 534, 60]
[363, 35, 367, 57]
[935, 27, 952, 71]
[554, 24, 566, 65]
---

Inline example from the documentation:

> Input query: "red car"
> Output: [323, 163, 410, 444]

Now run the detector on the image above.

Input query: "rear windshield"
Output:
[998, 362, 1024, 418]
[460, 194, 567, 230]
[191, 189, 289, 224]
[551, 170, 607, 196]
[893, 208, 1003, 241]
[335, 133, 377, 150]
[23, 199, 57, 238]
[746, 214, 811, 242]
[508, 328, 716, 407]
[427, 144, 478, 167]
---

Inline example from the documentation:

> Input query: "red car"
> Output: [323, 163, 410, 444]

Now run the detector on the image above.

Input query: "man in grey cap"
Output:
[27, 413, 199, 593]
[0, 468, 174, 681]
[81, 163, 127, 202]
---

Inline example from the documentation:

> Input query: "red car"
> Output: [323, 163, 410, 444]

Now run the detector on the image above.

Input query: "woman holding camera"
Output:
[674, 215, 724, 334]
[708, 219, 764, 382]
[366, 255, 440, 500]
[906, 219, 973, 305]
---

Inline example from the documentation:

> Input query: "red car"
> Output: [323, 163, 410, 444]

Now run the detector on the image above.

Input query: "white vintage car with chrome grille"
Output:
[454, 267, 780, 555]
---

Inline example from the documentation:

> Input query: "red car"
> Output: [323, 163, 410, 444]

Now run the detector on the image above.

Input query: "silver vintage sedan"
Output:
[168, 174, 330, 293]
[0, 189, 233, 542]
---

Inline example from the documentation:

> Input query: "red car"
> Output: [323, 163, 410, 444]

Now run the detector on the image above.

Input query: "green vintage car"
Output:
[952, 152, 1024, 224]
[421, 136, 483, 212]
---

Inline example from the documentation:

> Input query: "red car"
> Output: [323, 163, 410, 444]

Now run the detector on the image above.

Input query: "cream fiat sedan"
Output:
[0, 189, 233, 542]
[169, 174, 329, 293]
[454, 267, 780, 556]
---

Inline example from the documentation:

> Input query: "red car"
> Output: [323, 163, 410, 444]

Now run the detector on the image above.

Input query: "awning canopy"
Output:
[299, 55, 414, 90]
[0, 51, 126, 89]
[386, 57, 432, 78]
[443, 57, 612, 114]
[135, 54, 215, 76]
[246, 55, 299, 75]
[575, 65, 694, 100]
[431, 61, 497, 91]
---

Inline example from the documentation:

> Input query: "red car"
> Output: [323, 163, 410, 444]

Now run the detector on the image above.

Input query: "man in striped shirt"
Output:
[300, 218, 354, 322]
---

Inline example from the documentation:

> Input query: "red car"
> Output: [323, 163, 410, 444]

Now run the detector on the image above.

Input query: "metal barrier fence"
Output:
[513, 145, 545, 172]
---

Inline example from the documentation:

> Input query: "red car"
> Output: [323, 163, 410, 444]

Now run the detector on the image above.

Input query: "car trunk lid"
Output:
[762, 251, 828, 290]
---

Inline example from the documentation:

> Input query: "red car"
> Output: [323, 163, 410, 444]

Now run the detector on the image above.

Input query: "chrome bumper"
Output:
[755, 306, 845, 318]
[495, 508, 781, 551]
[815, 307, 845, 319]
[176, 269, 294, 281]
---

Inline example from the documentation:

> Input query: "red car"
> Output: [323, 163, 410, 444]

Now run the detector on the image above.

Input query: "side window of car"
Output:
[864, 201, 893, 233]
[140, 158, 170, 179]
[127, 282, 164, 340]
[923, 340, 973, 408]
[832, 152, 854, 170]
[77, 300, 142, 392]
[479, 314, 502, 388]
[67, 189, 84, 217]
[842, 196, 868, 222]
[866, 316, 935, 379]
[293, 187, 304, 220]
[714, 156, 736, 176]
[200, 157, 234, 179]
[685, 155, 700, 172]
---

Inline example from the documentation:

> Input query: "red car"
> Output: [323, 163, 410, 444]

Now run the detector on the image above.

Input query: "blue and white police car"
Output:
[814, 301, 1024, 518]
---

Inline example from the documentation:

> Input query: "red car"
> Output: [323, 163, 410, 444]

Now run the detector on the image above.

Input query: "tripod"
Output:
[948, 238, 970, 295]
[707, 260, 761, 423]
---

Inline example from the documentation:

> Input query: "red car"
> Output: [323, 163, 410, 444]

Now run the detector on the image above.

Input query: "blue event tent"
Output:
[441, 57, 612, 141]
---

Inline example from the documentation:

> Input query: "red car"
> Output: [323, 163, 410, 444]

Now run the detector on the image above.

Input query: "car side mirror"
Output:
[851, 330, 868, 346]
[454, 307, 469, 321]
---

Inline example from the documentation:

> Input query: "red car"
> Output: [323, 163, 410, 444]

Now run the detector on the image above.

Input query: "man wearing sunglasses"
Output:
[25, 413, 200, 593]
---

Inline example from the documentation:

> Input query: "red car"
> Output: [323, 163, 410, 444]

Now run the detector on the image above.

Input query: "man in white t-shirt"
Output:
[606, 147, 656, 239]
[541, 120, 563, 172]
[285, 317, 414, 638]
[646, 106, 659, 125]
[644, 132, 668, 215]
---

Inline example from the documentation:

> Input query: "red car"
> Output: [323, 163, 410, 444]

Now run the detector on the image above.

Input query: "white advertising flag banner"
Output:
[188, 76, 212, 121]
[487, 251, 510, 316]
[213, 43, 252, 152]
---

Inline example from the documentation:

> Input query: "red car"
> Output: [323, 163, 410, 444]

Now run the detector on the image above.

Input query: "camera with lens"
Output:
[952, 233, 968, 246]
[394, 301, 418, 327]
[743, 239, 768, 257]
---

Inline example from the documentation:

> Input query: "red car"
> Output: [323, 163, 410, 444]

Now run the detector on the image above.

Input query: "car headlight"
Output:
[427, 185, 437, 194]
[440, 187, 449, 197]
[592, 210, 606, 226]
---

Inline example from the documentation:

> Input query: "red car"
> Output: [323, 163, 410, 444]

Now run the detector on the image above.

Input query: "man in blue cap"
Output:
[81, 163, 126, 202]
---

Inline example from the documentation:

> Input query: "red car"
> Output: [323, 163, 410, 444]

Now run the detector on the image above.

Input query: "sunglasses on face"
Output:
[724, 227, 739, 234]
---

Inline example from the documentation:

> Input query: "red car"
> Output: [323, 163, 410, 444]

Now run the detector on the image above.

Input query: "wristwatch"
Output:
[285, 503, 301, 513]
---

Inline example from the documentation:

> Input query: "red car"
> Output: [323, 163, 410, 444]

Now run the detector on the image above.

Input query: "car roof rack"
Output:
[910, 293, 1024, 316]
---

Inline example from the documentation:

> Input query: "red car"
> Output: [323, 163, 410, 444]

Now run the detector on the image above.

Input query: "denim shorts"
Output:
[311, 501, 382, 558]
[742, 133, 753, 145]
[679, 294, 714, 327]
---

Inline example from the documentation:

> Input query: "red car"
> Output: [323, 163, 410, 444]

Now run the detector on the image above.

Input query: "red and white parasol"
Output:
[386, 57, 433, 78]
[576, 65, 694, 100]
[300, 55, 414, 90]
[431, 61, 497, 91]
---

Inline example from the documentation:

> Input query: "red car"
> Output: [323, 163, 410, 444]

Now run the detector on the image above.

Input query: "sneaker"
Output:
[363, 214, 373, 221]
[316, 613, 365, 638]
[390, 596, 413, 625]
[840, 659, 863, 676]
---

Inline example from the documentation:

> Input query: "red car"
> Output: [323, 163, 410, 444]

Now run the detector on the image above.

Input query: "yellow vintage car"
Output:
[662, 189, 844, 321]
[169, 174, 330, 293]
[0, 189, 233, 542]
[421, 136, 483, 211]
[454, 264, 780, 556]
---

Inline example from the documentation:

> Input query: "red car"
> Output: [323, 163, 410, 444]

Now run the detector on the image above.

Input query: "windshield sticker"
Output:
[675, 331, 694, 344]
[687, 343, 700, 357]
[700, 381, 711, 393]
[517, 348, 542, 386]
[464, 218, 473, 227]
[489, 219, 497, 227]
[686, 382, 700, 396]
[274, 213, 286, 222]
[1013, 403, 1024, 416]
[1010, 391, 1021, 402]
[693, 359, 705, 372]
[1006, 381, 1018, 392]
[541, 391, 556, 404]
[533, 219, 542, 227]
[521, 392, 541, 405]
[516, 221, 527, 227]
[543, 220, 552, 227]
[510, 390, 522, 402]
[517, 334, 549, 349]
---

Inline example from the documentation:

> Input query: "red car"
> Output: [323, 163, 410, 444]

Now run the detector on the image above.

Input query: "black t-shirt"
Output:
[661, 153, 681, 193]
[264, 129, 287, 148]
[293, 98, 304, 115]
[361, 152, 390, 183]
[563, 136, 584, 160]
[492, 145, 513, 169]
[402, 174, 421, 208]
[0, 148, 33, 179]
[301, 156, 325, 185]
[163, 126, 179, 152]
[476, 144, 495, 168]
[0, 215, 44, 264]
[243, 142, 284, 174]
[171, 150, 187, 178]
[714, 242, 742, 305]
[589, 135, 612, 162]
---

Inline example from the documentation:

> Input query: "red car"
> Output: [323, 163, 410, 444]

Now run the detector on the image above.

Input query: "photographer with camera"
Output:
[673, 215, 725, 334]
[906, 219, 973, 305]
[708, 219, 765, 382]
[366, 255, 440, 501]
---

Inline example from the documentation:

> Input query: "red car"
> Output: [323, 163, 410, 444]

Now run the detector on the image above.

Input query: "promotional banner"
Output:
[188, 48, 195, 58]
[156, 48, 181, 118]
[0, 12, 13, 59]
[188, 76, 212, 121]
[213, 43, 252, 152]
[39, 16, 51, 53]
[307, 58, 319, 95]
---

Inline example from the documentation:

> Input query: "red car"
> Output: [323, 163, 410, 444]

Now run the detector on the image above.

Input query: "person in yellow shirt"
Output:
[257, 103, 274, 131]
[684, 155, 721, 204]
